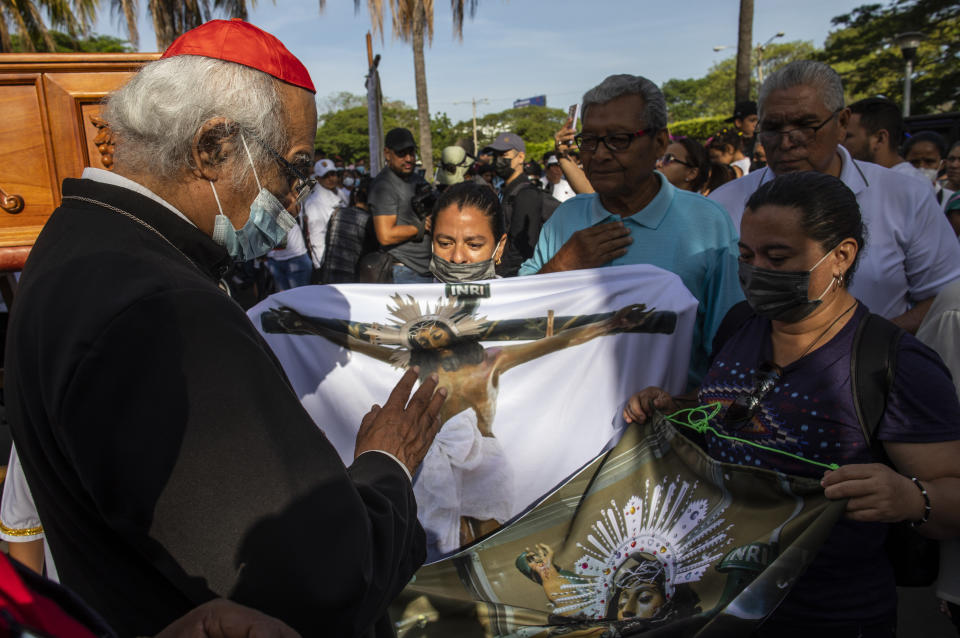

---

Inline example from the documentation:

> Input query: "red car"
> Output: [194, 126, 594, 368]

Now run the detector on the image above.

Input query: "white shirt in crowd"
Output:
[551, 178, 577, 203]
[1, 445, 58, 582]
[890, 161, 955, 213]
[915, 278, 960, 607]
[731, 157, 751, 177]
[890, 160, 929, 183]
[709, 144, 960, 319]
[267, 224, 308, 262]
[302, 186, 341, 268]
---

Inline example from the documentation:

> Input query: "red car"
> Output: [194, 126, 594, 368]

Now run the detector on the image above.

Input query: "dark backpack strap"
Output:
[710, 300, 755, 363]
[850, 313, 903, 452]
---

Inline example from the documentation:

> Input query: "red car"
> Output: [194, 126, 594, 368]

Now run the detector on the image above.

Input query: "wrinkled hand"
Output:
[354, 367, 447, 475]
[623, 387, 676, 424]
[554, 116, 577, 158]
[542, 223, 631, 273]
[155, 599, 300, 638]
[821, 463, 924, 523]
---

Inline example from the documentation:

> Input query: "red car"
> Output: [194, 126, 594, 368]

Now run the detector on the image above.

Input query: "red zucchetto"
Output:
[162, 18, 315, 93]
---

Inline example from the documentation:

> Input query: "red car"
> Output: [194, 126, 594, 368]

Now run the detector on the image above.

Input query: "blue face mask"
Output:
[209, 135, 296, 261]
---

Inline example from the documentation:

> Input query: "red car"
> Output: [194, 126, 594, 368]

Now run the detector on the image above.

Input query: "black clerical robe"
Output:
[4, 177, 425, 637]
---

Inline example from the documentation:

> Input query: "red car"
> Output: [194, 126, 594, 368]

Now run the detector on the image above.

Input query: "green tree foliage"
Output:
[10, 29, 131, 51]
[314, 95, 453, 163]
[0, 0, 97, 52]
[666, 116, 730, 143]
[662, 40, 817, 121]
[818, 0, 959, 113]
[315, 96, 565, 166]
[469, 106, 569, 150]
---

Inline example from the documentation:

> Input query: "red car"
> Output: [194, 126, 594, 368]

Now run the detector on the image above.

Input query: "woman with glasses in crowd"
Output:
[656, 137, 710, 194]
[622, 171, 960, 637]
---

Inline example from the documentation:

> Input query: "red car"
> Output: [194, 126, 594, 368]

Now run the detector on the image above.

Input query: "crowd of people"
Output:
[1, 16, 959, 638]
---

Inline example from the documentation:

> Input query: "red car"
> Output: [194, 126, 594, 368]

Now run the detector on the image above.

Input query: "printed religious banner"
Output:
[249, 265, 699, 558]
[390, 413, 841, 637]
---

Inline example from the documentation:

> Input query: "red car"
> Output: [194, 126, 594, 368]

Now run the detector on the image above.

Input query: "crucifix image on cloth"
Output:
[251, 265, 701, 557]
[263, 295, 677, 549]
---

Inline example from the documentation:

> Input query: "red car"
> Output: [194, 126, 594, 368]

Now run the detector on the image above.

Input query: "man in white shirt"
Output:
[543, 154, 576, 202]
[303, 158, 342, 270]
[842, 97, 928, 183]
[265, 223, 312, 289]
[710, 60, 960, 333]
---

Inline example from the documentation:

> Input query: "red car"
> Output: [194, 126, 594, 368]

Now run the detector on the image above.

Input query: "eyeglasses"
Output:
[574, 128, 655, 153]
[657, 153, 693, 168]
[757, 109, 842, 148]
[723, 361, 782, 430]
[252, 136, 317, 206]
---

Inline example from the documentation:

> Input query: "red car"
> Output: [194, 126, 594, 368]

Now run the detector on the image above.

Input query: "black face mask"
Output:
[738, 249, 836, 323]
[494, 156, 515, 179]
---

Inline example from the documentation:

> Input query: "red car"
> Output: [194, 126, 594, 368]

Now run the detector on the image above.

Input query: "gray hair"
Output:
[103, 56, 287, 187]
[758, 60, 845, 118]
[581, 74, 667, 130]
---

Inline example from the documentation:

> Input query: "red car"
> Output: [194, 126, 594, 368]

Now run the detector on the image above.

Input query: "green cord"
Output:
[663, 402, 840, 472]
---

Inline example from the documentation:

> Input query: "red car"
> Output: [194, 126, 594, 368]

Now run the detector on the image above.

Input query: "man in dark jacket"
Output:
[488, 132, 550, 277]
[3, 19, 444, 638]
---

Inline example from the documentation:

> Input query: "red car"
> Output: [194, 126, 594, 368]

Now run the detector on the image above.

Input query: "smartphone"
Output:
[567, 104, 579, 130]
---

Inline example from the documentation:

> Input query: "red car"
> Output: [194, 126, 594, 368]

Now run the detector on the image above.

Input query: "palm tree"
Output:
[148, 0, 256, 50]
[734, 0, 753, 104]
[338, 0, 477, 178]
[0, 0, 98, 52]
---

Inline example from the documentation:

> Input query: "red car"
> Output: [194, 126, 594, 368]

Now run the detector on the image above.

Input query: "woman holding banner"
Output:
[624, 171, 960, 636]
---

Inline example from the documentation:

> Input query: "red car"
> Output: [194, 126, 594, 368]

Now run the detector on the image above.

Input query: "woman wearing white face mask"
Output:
[904, 130, 954, 211]
[428, 182, 507, 283]
[623, 171, 960, 637]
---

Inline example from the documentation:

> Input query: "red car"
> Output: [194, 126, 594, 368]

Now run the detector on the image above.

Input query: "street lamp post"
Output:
[755, 32, 785, 85]
[453, 97, 490, 155]
[895, 32, 923, 117]
[714, 30, 784, 88]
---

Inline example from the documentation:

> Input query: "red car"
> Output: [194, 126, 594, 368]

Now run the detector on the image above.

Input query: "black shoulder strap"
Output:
[850, 313, 904, 451]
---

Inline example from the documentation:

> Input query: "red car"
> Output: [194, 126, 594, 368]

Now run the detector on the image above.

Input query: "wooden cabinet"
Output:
[0, 53, 159, 270]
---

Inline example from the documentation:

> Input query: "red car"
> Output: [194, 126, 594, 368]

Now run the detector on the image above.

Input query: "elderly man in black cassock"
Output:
[3, 20, 446, 638]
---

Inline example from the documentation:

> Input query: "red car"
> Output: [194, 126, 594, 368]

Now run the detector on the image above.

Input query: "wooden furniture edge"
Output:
[0, 246, 32, 271]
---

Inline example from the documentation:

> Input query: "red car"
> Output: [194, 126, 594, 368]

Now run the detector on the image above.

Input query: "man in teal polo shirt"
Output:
[519, 74, 742, 385]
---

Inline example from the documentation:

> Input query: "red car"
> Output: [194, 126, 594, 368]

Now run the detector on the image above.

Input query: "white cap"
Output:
[314, 159, 336, 177]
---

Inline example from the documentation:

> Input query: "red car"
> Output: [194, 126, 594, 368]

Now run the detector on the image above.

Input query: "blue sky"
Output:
[93, 0, 871, 123]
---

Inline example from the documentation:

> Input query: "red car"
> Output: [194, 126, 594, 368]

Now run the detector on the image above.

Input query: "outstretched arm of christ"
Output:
[477, 307, 676, 342]
[494, 304, 674, 375]
[259, 307, 396, 365]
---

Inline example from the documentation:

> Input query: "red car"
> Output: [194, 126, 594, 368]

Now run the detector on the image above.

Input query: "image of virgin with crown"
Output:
[260, 295, 678, 553]
[515, 476, 731, 629]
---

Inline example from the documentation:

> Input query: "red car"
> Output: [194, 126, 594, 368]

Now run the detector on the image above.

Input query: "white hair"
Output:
[758, 60, 845, 118]
[103, 56, 287, 187]
[581, 74, 667, 130]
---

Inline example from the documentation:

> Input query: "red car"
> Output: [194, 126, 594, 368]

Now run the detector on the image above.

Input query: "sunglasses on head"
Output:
[722, 361, 782, 430]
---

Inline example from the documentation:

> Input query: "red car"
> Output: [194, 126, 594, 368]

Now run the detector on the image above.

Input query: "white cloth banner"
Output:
[249, 264, 698, 558]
